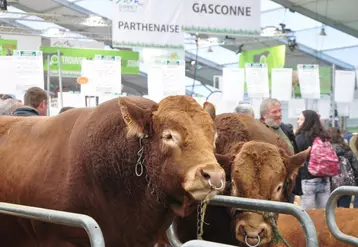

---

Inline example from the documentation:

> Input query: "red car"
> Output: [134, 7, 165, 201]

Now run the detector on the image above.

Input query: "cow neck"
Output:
[135, 135, 167, 207]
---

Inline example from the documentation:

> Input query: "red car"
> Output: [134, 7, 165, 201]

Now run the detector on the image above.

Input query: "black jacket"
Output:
[12, 106, 40, 117]
[295, 131, 317, 181]
[280, 123, 299, 154]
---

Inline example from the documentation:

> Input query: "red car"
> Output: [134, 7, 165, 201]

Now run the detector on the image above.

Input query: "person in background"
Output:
[58, 106, 74, 114]
[0, 94, 14, 100]
[327, 127, 358, 208]
[260, 98, 299, 203]
[0, 98, 23, 115]
[260, 98, 298, 154]
[349, 133, 358, 208]
[12, 87, 48, 117]
[295, 110, 332, 209]
[234, 104, 255, 118]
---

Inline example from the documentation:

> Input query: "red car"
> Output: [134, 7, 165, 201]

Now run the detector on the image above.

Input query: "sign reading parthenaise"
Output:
[183, 0, 261, 35]
[111, 0, 183, 49]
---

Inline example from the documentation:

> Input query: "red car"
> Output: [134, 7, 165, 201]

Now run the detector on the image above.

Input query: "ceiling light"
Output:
[319, 26, 327, 36]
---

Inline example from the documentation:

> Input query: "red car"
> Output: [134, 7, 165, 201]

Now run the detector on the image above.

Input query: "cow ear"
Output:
[203, 101, 216, 120]
[285, 147, 311, 176]
[118, 98, 156, 138]
[231, 142, 246, 154]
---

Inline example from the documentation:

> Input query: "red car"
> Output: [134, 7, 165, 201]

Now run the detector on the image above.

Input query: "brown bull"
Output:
[0, 96, 225, 247]
[275, 208, 358, 247]
[159, 112, 309, 247]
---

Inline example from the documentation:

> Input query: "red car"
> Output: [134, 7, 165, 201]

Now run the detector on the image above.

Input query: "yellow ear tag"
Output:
[123, 114, 132, 125]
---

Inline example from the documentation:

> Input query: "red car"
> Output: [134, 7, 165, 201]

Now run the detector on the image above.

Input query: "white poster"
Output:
[337, 102, 350, 117]
[318, 99, 331, 120]
[222, 68, 245, 102]
[250, 98, 262, 119]
[297, 64, 320, 99]
[0, 56, 17, 95]
[81, 57, 122, 96]
[288, 99, 306, 119]
[182, 0, 261, 36]
[349, 101, 358, 119]
[112, 0, 183, 49]
[334, 70, 355, 103]
[62, 92, 86, 108]
[245, 63, 269, 98]
[13, 50, 44, 95]
[148, 64, 185, 102]
[271, 68, 293, 101]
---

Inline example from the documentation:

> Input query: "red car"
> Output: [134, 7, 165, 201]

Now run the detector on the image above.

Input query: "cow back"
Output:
[215, 113, 292, 156]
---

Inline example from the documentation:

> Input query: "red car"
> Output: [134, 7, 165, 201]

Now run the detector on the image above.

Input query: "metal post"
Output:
[326, 186, 358, 246]
[0, 202, 105, 247]
[46, 55, 51, 116]
[331, 64, 336, 127]
[167, 195, 318, 247]
[57, 50, 64, 109]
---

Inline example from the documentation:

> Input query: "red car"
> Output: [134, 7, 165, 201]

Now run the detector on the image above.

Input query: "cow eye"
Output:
[276, 185, 282, 191]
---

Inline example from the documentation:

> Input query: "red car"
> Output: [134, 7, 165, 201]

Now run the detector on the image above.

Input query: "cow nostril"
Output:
[199, 168, 211, 180]
[239, 225, 246, 236]
[259, 228, 265, 237]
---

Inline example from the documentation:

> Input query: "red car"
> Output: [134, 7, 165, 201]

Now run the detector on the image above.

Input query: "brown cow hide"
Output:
[161, 113, 299, 246]
[0, 96, 224, 247]
[271, 208, 358, 247]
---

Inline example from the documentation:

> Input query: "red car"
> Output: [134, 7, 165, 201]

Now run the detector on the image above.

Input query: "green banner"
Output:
[0, 39, 17, 56]
[40, 46, 140, 76]
[239, 45, 286, 89]
[239, 45, 286, 70]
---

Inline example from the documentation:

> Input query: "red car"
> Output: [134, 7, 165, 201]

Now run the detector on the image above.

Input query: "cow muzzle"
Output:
[235, 216, 271, 246]
[198, 167, 225, 191]
[183, 164, 225, 201]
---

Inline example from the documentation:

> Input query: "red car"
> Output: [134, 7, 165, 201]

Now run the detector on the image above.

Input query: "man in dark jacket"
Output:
[260, 98, 300, 202]
[12, 87, 48, 117]
[260, 98, 299, 153]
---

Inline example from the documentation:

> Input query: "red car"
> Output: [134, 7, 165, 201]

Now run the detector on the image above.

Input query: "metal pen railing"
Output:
[325, 186, 358, 246]
[0, 202, 105, 247]
[167, 195, 318, 247]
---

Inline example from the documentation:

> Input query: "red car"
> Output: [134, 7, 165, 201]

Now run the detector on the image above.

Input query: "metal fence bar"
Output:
[0, 202, 105, 247]
[181, 240, 237, 247]
[326, 186, 358, 246]
[167, 195, 318, 247]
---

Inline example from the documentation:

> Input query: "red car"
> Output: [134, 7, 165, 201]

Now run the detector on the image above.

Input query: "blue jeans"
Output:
[338, 195, 358, 208]
[337, 195, 352, 208]
[300, 178, 330, 210]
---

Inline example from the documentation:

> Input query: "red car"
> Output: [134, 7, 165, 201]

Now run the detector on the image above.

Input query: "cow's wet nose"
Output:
[198, 167, 225, 191]
[237, 222, 268, 246]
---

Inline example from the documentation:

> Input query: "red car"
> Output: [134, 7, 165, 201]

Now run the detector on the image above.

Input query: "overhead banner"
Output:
[112, 0, 183, 49]
[0, 39, 17, 56]
[40, 46, 139, 77]
[183, 0, 261, 35]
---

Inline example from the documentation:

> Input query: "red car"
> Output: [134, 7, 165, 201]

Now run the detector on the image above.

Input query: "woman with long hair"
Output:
[295, 110, 332, 209]
[327, 127, 358, 208]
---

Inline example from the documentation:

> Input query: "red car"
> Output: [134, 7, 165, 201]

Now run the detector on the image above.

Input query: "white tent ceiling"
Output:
[1, 0, 357, 97]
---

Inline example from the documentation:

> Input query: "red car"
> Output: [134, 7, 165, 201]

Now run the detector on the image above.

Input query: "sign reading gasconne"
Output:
[183, 0, 260, 35]
[112, 0, 183, 49]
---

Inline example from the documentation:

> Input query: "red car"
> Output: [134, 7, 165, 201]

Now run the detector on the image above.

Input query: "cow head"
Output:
[118, 96, 225, 217]
[230, 141, 310, 246]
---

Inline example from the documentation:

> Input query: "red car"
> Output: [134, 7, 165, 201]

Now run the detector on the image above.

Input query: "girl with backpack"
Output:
[295, 110, 339, 210]
[327, 127, 358, 208]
